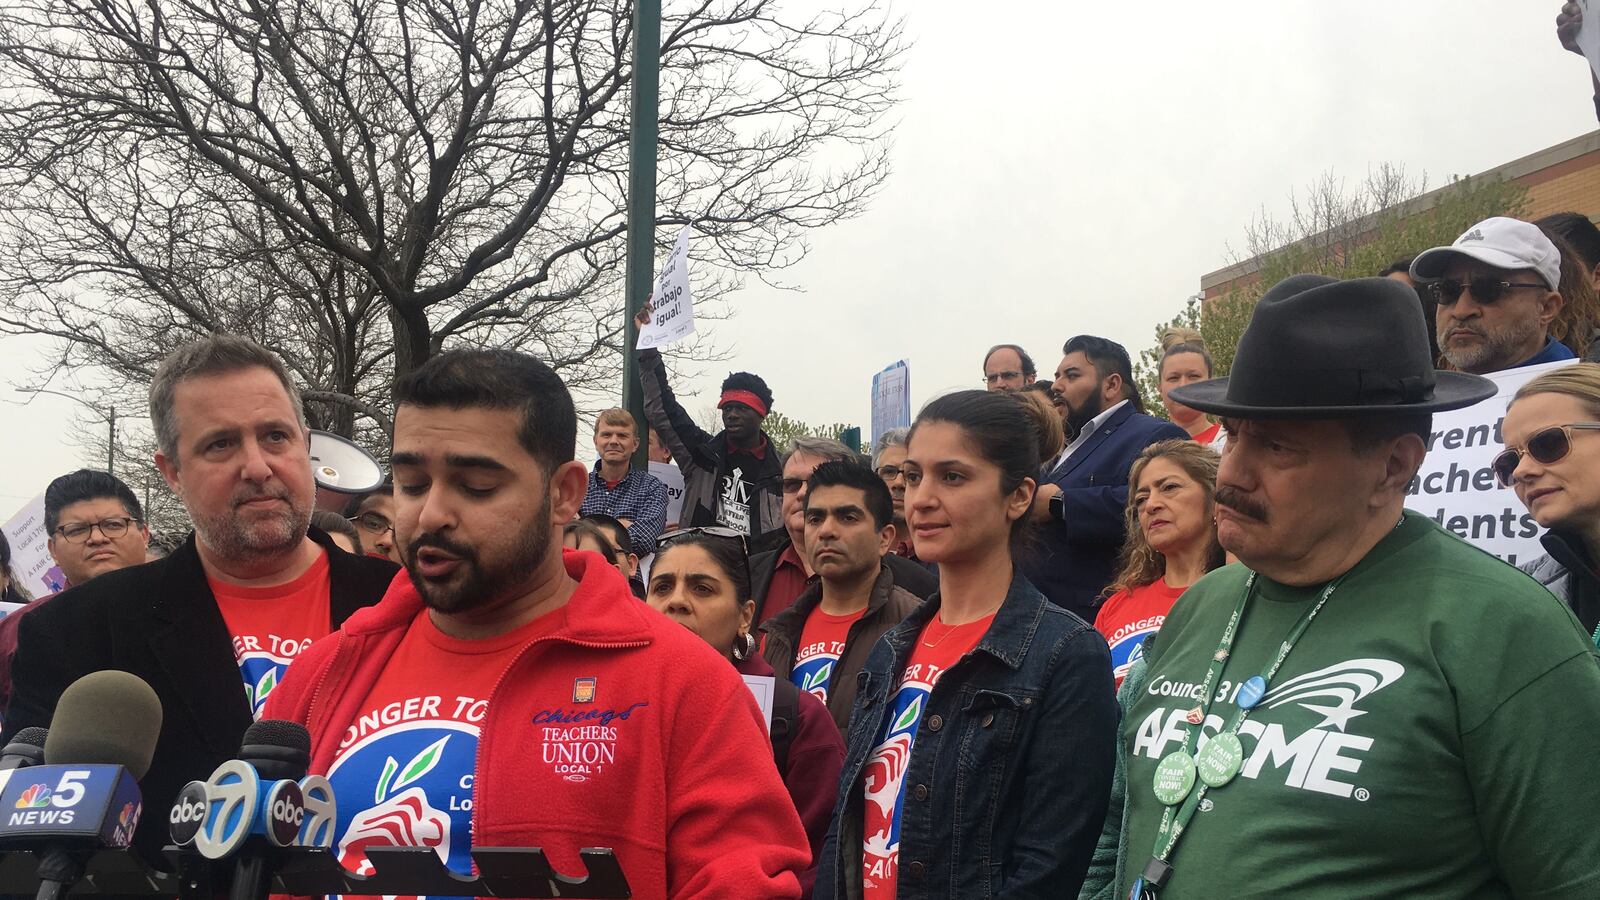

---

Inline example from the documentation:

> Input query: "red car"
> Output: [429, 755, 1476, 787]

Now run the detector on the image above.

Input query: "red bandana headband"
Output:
[718, 389, 768, 418]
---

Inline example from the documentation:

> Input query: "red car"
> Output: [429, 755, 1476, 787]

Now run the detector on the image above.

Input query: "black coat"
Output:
[750, 533, 938, 625]
[1, 528, 396, 861]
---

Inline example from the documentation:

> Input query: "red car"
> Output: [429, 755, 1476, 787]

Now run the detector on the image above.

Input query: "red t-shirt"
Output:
[1193, 421, 1222, 446]
[1095, 579, 1186, 688]
[759, 543, 811, 624]
[861, 612, 995, 900]
[326, 606, 567, 882]
[790, 606, 866, 703]
[209, 552, 332, 718]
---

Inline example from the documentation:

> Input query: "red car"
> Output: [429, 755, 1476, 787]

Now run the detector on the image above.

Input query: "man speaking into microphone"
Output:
[2, 335, 397, 860]
[265, 349, 810, 898]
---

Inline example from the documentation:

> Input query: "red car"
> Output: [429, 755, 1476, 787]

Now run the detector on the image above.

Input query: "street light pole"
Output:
[620, 0, 661, 472]
[15, 389, 120, 475]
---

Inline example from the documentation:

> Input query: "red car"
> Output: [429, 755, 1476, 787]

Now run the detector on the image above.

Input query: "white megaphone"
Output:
[307, 430, 385, 512]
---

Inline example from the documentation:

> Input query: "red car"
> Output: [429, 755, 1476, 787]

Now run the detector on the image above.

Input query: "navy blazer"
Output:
[1023, 403, 1187, 623]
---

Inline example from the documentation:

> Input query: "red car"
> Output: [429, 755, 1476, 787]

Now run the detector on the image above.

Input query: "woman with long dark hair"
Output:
[0, 530, 32, 606]
[647, 528, 844, 899]
[816, 390, 1118, 899]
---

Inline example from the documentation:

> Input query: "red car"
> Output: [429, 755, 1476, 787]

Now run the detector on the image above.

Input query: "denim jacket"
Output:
[815, 569, 1119, 900]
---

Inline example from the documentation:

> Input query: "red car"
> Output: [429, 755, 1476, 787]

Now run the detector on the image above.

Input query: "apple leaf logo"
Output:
[373, 735, 449, 805]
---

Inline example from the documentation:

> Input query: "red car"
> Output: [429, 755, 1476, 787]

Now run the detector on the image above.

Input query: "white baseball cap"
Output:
[1410, 217, 1561, 291]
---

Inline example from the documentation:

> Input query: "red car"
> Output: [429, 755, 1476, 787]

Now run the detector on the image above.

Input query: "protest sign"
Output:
[1577, 0, 1600, 82]
[1403, 359, 1576, 566]
[648, 460, 686, 528]
[635, 225, 695, 350]
[741, 674, 775, 734]
[871, 360, 911, 440]
[1, 493, 67, 598]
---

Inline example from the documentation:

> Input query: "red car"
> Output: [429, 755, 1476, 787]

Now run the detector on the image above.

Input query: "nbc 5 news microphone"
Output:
[0, 671, 163, 900]
[177, 720, 335, 900]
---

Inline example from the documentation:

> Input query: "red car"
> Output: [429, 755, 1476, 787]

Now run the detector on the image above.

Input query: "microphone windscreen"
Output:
[8, 727, 47, 751]
[239, 719, 311, 781]
[43, 670, 163, 779]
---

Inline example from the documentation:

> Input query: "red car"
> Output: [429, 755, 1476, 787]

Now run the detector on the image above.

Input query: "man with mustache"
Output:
[265, 348, 810, 898]
[1, 334, 397, 861]
[1410, 217, 1573, 374]
[1027, 335, 1186, 623]
[1090, 275, 1600, 899]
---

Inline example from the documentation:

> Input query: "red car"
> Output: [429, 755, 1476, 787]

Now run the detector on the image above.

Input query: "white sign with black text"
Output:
[1403, 359, 1577, 566]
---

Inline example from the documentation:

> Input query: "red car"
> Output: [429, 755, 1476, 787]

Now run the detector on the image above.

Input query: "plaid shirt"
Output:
[580, 462, 669, 557]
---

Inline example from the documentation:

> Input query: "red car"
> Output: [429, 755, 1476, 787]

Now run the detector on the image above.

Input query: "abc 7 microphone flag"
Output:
[171, 761, 336, 857]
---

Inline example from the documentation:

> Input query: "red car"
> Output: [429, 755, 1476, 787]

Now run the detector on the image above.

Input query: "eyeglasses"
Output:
[984, 371, 1023, 385]
[53, 517, 142, 543]
[655, 525, 750, 556]
[348, 512, 395, 535]
[780, 478, 806, 494]
[1427, 277, 1547, 306]
[1491, 422, 1600, 487]
[876, 464, 904, 481]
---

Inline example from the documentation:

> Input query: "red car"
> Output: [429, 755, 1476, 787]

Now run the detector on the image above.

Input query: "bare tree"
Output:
[0, 0, 903, 436]
[1231, 164, 1426, 273]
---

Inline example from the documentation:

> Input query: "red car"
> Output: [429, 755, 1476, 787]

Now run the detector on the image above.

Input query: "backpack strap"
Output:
[770, 676, 801, 773]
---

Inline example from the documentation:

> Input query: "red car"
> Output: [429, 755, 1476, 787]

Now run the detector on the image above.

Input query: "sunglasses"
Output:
[655, 525, 750, 556]
[1492, 423, 1600, 487]
[1427, 277, 1546, 306]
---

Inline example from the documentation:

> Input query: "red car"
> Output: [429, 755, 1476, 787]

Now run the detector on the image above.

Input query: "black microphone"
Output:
[223, 720, 312, 900]
[28, 671, 162, 900]
[0, 727, 48, 770]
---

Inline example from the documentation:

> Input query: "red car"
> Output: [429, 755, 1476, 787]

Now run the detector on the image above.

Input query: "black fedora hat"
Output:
[1169, 274, 1495, 419]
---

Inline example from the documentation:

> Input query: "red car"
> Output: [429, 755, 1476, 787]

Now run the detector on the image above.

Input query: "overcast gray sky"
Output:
[1, 0, 1594, 516]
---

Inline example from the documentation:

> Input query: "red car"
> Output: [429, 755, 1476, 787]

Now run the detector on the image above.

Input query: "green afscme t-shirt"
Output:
[1120, 512, 1600, 899]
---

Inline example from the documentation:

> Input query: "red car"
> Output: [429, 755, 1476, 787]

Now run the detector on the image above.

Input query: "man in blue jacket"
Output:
[1028, 335, 1187, 623]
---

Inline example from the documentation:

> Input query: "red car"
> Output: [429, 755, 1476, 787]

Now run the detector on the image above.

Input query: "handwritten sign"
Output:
[635, 225, 696, 350]
[1403, 359, 1576, 566]
[871, 360, 911, 440]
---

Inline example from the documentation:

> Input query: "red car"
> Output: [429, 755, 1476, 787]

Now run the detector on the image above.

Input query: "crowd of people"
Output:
[4, 184, 1600, 899]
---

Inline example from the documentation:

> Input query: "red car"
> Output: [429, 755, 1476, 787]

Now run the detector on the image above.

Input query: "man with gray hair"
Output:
[2, 333, 397, 861]
[872, 427, 921, 563]
[750, 436, 935, 624]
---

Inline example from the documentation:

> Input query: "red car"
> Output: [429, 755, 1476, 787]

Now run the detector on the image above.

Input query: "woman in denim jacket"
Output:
[816, 389, 1119, 900]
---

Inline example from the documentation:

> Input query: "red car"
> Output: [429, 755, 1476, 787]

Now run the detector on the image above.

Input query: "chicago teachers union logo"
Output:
[860, 670, 936, 888]
[327, 720, 478, 891]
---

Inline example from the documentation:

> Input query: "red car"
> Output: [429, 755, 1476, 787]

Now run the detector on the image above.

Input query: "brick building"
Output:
[1201, 130, 1600, 299]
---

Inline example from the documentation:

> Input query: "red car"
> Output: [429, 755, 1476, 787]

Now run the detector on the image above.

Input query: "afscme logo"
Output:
[1135, 658, 1406, 799]
[1258, 659, 1404, 731]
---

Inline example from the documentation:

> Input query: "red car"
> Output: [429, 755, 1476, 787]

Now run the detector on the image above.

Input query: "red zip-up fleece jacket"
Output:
[263, 550, 810, 899]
